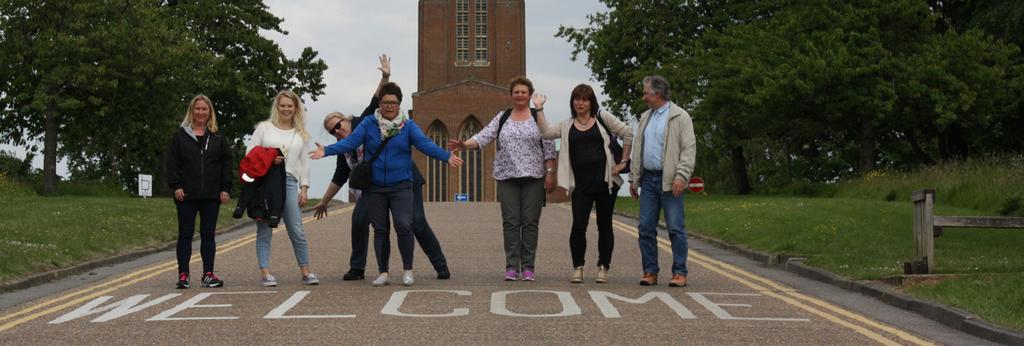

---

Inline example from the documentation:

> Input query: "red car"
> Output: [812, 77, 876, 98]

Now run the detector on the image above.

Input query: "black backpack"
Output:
[495, 107, 543, 152]
[593, 112, 630, 174]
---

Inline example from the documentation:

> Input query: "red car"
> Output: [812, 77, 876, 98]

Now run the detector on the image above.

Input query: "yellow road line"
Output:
[0, 232, 269, 323]
[609, 217, 934, 346]
[0, 206, 351, 332]
[685, 249, 934, 346]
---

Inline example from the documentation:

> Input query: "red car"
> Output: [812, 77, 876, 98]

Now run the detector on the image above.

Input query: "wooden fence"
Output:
[905, 189, 1024, 274]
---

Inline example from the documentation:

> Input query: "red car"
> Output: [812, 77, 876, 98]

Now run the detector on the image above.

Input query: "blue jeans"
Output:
[637, 170, 688, 276]
[256, 175, 311, 269]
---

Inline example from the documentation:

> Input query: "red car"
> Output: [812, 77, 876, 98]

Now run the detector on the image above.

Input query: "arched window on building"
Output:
[459, 116, 483, 201]
[426, 120, 449, 202]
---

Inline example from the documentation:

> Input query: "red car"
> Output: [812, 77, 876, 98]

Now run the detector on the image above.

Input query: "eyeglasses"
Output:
[328, 121, 343, 135]
[381, 100, 399, 106]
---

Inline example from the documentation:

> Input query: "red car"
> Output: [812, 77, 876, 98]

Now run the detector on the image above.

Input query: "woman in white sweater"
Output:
[536, 84, 633, 284]
[246, 90, 319, 287]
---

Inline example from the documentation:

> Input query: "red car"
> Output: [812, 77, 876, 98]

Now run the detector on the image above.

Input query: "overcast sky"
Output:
[272, 0, 616, 200]
[2, 0, 617, 199]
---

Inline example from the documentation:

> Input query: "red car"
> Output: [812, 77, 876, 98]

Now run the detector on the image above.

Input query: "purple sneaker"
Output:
[504, 268, 518, 281]
[522, 269, 535, 281]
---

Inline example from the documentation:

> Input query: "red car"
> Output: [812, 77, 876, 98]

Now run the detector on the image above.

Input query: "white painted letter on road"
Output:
[490, 290, 581, 318]
[49, 294, 180, 324]
[589, 291, 696, 319]
[265, 291, 356, 319]
[381, 290, 471, 317]
[688, 293, 809, 322]
[148, 291, 272, 321]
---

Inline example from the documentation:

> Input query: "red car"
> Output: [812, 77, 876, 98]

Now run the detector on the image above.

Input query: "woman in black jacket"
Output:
[165, 95, 233, 289]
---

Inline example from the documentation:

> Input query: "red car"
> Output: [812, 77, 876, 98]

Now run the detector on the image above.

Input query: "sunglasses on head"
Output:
[328, 121, 343, 135]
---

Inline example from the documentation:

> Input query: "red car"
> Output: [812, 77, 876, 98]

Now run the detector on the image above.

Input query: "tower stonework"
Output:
[413, 0, 525, 202]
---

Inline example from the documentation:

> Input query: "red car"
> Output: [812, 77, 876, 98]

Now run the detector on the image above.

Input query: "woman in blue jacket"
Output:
[310, 82, 463, 286]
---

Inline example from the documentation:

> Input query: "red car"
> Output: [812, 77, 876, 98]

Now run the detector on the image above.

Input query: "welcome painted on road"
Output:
[50, 289, 809, 323]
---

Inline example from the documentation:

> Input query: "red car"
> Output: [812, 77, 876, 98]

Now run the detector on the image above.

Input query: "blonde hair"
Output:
[180, 95, 218, 133]
[267, 90, 310, 141]
[322, 111, 351, 130]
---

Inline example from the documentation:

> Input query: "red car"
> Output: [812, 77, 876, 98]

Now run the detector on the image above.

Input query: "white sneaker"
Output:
[372, 273, 390, 286]
[261, 274, 278, 287]
[302, 272, 320, 285]
[402, 271, 414, 286]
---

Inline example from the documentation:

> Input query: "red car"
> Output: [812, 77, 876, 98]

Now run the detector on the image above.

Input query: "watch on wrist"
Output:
[535, 107, 544, 111]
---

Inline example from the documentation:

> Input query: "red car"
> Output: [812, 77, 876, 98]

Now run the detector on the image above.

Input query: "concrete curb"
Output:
[614, 211, 1024, 345]
[0, 202, 338, 293]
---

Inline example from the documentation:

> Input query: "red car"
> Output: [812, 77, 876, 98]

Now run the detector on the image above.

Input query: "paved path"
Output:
[0, 202, 997, 345]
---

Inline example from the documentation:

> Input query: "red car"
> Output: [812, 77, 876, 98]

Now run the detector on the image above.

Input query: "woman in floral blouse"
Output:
[448, 76, 557, 281]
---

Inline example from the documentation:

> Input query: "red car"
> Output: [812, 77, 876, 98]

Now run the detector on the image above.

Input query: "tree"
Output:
[561, 0, 1022, 193]
[0, 0, 327, 194]
[558, 0, 785, 193]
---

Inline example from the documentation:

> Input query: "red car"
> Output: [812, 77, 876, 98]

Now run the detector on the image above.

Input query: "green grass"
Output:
[0, 175, 263, 283]
[904, 274, 1024, 331]
[615, 193, 1024, 331]
[760, 155, 1024, 217]
[617, 195, 1024, 279]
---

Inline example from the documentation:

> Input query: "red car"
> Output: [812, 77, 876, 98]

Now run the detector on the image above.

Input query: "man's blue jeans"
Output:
[637, 170, 688, 276]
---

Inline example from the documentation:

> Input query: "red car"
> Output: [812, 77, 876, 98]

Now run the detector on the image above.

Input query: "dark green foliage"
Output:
[999, 197, 1022, 216]
[885, 189, 898, 202]
[0, 0, 327, 195]
[0, 150, 32, 180]
[559, 0, 1024, 193]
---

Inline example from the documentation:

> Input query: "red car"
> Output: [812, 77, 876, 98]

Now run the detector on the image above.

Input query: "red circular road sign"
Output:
[688, 177, 705, 193]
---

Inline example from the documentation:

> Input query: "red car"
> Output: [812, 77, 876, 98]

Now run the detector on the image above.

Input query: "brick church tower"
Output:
[412, 0, 525, 202]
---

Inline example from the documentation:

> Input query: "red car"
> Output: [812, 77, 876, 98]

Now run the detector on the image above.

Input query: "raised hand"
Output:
[447, 138, 465, 151]
[532, 93, 547, 109]
[378, 54, 391, 78]
[308, 143, 326, 160]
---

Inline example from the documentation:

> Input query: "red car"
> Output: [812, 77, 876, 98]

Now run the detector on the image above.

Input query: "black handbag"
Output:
[595, 113, 630, 174]
[348, 135, 394, 190]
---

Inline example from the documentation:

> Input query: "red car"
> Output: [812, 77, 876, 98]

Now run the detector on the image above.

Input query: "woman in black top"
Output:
[165, 95, 233, 289]
[537, 84, 633, 284]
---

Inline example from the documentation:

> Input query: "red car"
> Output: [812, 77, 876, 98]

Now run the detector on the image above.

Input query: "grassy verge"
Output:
[615, 194, 1024, 330]
[903, 273, 1024, 331]
[760, 156, 1024, 217]
[0, 176, 324, 283]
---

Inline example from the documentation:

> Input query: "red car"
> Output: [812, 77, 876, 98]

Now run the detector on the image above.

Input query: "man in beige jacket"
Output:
[629, 75, 697, 287]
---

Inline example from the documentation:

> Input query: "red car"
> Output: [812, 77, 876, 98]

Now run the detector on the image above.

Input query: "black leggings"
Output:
[569, 185, 619, 268]
[175, 199, 220, 274]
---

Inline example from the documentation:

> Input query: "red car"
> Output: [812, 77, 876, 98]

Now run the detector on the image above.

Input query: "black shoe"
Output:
[176, 272, 190, 289]
[201, 272, 224, 288]
[342, 269, 365, 281]
[436, 266, 451, 280]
